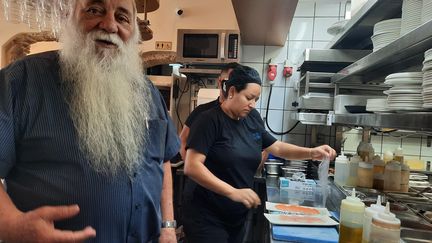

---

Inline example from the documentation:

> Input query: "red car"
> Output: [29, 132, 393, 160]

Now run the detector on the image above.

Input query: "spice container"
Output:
[339, 188, 365, 243]
[357, 141, 375, 162]
[357, 162, 373, 188]
[400, 162, 410, 192]
[372, 156, 385, 190]
[384, 160, 401, 192]
[370, 202, 400, 243]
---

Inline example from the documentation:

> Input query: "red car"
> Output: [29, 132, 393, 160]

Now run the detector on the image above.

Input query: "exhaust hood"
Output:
[231, 0, 298, 46]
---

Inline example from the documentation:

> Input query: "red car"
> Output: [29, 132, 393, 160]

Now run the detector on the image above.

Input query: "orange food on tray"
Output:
[278, 215, 324, 223]
[274, 204, 320, 215]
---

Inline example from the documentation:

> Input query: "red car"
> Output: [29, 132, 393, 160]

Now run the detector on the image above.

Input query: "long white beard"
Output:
[59, 20, 151, 176]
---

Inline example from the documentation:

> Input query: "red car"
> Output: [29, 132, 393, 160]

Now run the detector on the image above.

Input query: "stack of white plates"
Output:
[422, 48, 432, 108]
[384, 72, 424, 111]
[371, 19, 401, 52]
[366, 98, 389, 112]
[422, 0, 432, 24]
[400, 0, 423, 36]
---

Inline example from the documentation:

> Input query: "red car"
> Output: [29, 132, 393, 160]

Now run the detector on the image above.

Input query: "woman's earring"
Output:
[229, 96, 233, 99]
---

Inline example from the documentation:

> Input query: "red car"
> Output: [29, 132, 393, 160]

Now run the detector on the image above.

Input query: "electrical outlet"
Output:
[155, 41, 172, 50]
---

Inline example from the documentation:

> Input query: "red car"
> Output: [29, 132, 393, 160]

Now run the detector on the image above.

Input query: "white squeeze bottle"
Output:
[347, 155, 360, 187]
[334, 152, 349, 186]
[370, 202, 401, 243]
[362, 195, 385, 243]
[339, 188, 365, 243]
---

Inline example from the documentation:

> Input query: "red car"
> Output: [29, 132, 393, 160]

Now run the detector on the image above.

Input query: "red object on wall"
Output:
[267, 64, 277, 81]
[283, 66, 293, 77]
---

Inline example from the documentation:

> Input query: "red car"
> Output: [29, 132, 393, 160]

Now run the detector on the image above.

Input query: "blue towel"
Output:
[272, 225, 339, 243]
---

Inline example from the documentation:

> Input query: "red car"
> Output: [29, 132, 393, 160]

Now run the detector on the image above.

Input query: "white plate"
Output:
[266, 202, 330, 216]
[386, 72, 423, 79]
[384, 89, 422, 94]
[264, 213, 339, 226]
[384, 79, 423, 85]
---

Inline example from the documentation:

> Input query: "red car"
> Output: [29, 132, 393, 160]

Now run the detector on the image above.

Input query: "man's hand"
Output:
[3, 205, 96, 243]
[159, 228, 176, 243]
[227, 188, 261, 209]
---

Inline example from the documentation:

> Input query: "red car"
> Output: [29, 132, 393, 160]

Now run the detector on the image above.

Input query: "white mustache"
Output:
[91, 31, 124, 47]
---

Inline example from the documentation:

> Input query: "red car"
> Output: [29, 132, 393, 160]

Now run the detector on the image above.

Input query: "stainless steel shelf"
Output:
[332, 20, 432, 83]
[326, 0, 402, 49]
[332, 112, 432, 131]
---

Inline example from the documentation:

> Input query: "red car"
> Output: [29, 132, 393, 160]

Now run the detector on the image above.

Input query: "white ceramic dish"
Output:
[264, 213, 339, 226]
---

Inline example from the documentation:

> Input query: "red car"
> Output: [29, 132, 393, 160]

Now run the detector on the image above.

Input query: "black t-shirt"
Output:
[185, 106, 276, 221]
[184, 98, 219, 127]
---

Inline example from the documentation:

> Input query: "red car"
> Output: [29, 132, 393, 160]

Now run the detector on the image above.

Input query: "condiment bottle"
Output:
[347, 155, 360, 187]
[372, 156, 385, 190]
[394, 147, 404, 163]
[335, 152, 349, 186]
[370, 202, 401, 243]
[383, 151, 393, 163]
[384, 160, 401, 192]
[400, 162, 410, 192]
[339, 188, 365, 243]
[357, 161, 373, 188]
[362, 196, 385, 243]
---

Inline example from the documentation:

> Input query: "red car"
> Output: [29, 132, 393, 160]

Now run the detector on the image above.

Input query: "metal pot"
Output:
[264, 162, 283, 175]
[281, 166, 306, 177]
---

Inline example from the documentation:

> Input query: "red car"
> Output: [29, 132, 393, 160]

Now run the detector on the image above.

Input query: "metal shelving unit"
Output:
[332, 20, 432, 83]
[326, 0, 402, 49]
[331, 112, 432, 132]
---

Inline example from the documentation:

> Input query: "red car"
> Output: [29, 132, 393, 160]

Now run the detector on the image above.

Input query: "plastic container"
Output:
[339, 188, 365, 243]
[335, 153, 349, 186]
[357, 162, 374, 188]
[372, 156, 385, 190]
[362, 196, 386, 243]
[370, 202, 401, 243]
[394, 147, 404, 163]
[400, 162, 410, 193]
[383, 151, 393, 163]
[347, 155, 361, 187]
[384, 160, 401, 192]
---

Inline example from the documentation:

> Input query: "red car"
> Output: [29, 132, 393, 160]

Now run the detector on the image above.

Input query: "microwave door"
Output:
[220, 32, 226, 61]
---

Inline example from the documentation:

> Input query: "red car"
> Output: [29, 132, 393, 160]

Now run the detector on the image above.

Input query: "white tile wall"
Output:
[288, 41, 313, 65]
[382, 135, 402, 154]
[260, 86, 286, 110]
[315, 2, 340, 16]
[241, 45, 265, 63]
[289, 18, 314, 41]
[294, 1, 315, 17]
[402, 137, 422, 156]
[313, 17, 340, 41]
[264, 43, 288, 64]
[421, 136, 432, 157]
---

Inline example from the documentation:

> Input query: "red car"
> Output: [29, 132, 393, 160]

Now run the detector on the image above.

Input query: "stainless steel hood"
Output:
[231, 0, 298, 46]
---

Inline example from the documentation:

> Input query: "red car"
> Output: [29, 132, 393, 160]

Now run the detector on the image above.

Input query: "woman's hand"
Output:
[311, 145, 337, 161]
[227, 188, 261, 209]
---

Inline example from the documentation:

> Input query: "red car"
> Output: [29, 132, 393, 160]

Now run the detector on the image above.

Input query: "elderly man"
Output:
[0, 0, 179, 242]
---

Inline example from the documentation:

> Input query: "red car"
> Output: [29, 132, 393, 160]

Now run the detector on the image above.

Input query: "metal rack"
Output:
[326, 0, 403, 49]
[332, 20, 432, 83]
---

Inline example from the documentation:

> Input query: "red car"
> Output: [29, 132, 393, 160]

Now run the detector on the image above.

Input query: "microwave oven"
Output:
[176, 29, 241, 64]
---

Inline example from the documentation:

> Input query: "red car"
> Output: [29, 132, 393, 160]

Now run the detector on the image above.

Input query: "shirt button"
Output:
[135, 203, 141, 210]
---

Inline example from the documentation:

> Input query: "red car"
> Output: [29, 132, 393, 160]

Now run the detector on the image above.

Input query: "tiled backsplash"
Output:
[241, 1, 347, 145]
[343, 129, 432, 164]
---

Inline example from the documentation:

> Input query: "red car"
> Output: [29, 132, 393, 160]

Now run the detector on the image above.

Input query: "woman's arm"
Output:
[184, 149, 261, 208]
[265, 141, 336, 161]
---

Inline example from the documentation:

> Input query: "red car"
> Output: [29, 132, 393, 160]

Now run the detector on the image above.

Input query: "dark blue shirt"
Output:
[0, 51, 180, 243]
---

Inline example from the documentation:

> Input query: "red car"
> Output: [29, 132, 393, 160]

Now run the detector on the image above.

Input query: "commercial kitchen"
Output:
[1, 0, 432, 242]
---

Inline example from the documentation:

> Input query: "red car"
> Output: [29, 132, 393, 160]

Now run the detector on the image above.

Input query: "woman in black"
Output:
[182, 65, 336, 243]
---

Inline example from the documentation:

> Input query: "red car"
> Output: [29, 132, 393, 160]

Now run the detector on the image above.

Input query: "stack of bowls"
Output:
[384, 72, 424, 111]
[422, 0, 432, 24]
[400, 0, 423, 36]
[371, 19, 401, 52]
[422, 48, 432, 109]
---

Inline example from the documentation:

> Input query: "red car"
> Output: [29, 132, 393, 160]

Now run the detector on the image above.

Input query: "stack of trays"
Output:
[422, 48, 432, 108]
[422, 0, 432, 24]
[384, 72, 424, 111]
[366, 98, 389, 113]
[371, 19, 401, 52]
[400, 0, 423, 36]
